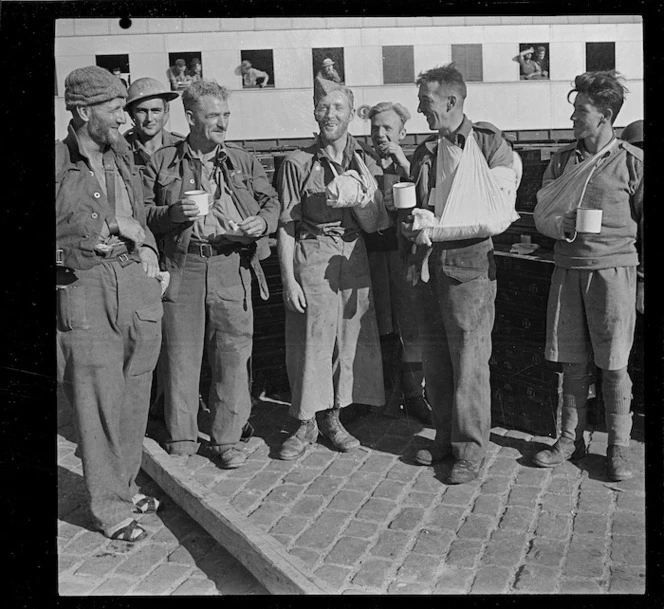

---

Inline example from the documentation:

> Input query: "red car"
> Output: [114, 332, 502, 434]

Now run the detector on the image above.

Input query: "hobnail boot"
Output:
[318, 408, 361, 452]
[607, 445, 633, 481]
[532, 437, 587, 468]
[278, 418, 319, 461]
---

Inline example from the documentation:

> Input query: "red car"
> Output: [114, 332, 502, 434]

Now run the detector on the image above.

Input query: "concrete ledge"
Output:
[141, 437, 336, 595]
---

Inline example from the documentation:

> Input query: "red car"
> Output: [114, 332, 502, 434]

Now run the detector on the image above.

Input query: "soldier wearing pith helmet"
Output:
[124, 77, 184, 168]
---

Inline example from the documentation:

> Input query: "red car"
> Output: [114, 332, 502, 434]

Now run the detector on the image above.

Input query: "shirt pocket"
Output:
[158, 173, 183, 207]
[56, 284, 89, 332]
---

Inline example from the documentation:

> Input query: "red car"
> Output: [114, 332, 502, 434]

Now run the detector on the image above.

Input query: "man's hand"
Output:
[378, 141, 409, 170]
[562, 209, 577, 240]
[139, 246, 159, 278]
[238, 216, 268, 238]
[283, 280, 307, 314]
[116, 216, 146, 246]
[400, 220, 421, 242]
[168, 196, 206, 223]
[636, 279, 644, 314]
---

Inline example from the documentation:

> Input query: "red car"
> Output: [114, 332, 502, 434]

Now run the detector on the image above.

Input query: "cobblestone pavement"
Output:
[57, 395, 268, 596]
[58, 394, 646, 595]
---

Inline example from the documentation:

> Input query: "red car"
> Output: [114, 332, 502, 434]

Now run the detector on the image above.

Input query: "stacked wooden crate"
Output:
[491, 249, 563, 437]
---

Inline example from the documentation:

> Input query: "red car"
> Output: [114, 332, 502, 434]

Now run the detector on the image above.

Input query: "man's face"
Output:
[86, 97, 126, 147]
[536, 49, 546, 61]
[370, 109, 406, 156]
[131, 97, 169, 138]
[188, 95, 230, 146]
[193, 63, 202, 74]
[418, 81, 453, 132]
[177, 64, 186, 75]
[113, 69, 122, 78]
[314, 90, 354, 144]
[323, 64, 334, 75]
[570, 93, 607, 140]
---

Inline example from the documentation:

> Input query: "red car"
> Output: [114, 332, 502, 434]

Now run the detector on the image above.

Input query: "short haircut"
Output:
[368, 102, 411, 128]
[175, 59, 186, 67]
[182, 79, 229, 113]
[415, 63, 467, 100]
[567, 71, 628, 124]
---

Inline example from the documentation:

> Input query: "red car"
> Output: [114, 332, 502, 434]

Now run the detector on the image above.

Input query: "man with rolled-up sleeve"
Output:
[143, 79, 280, 469]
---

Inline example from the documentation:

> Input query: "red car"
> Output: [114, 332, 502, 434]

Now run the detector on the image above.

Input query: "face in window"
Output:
[314, 90, 354, 144]
[85, 97, 127, 147]
[570, 93, 608, 140]
[131, 98, 169, 138]
[536, 48, 546, 61]
[188, 95, 231, 146]
[418, 81, 454, 132]
[370, 109, 406, 157]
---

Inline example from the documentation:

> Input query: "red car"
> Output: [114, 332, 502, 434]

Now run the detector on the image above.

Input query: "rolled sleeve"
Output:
[277, 157, 304, 226]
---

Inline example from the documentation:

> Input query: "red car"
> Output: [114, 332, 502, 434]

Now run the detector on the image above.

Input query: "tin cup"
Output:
[184, 190, 209, 216]
[575, 208, 602, 233]
[392, 182, 416, 209]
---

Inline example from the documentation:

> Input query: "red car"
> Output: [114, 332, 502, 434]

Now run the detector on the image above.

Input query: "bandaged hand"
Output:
[139, 246, 159, 278]
[116, 216, 146, 246]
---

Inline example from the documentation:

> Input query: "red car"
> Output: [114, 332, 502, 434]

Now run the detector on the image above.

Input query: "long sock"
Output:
[560, 362, 592, 442]
[602, 369, 633, 446]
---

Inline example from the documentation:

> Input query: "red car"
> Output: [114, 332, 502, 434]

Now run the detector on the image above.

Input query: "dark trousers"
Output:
[161, 251, 253, 455]
[57, 260, 163, 535]
[416, 265, 496, 464]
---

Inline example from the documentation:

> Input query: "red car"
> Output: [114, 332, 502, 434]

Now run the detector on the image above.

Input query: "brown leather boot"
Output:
[532, 436, 587, 468]
[318, 408, 361, 452]
[278, 418, 318, 460]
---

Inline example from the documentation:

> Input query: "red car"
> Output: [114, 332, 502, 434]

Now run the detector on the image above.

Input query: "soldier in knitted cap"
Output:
[56, 65, 163, 543]
[124, 77, 184, 169]
[275, 76, 385, 460]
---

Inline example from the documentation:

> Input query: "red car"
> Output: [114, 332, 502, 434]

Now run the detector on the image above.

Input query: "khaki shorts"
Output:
[545, 266, 636, 370]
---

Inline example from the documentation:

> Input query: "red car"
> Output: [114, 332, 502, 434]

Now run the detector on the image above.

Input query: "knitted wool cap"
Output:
[65, 65, 127, 111]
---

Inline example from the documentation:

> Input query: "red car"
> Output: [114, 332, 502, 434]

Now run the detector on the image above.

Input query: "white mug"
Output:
[184, 190, 209, 216]
[576, 208, 602, 234]
[392, 182, 416, 209]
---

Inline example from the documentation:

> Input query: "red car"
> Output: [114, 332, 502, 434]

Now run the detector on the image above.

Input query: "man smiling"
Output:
[533, 71, 643, 481]
[403, 64, 514, 484]
[276, 77, 385, 459]
[56, 65, 163, 543]
[143, 80, 279, 469]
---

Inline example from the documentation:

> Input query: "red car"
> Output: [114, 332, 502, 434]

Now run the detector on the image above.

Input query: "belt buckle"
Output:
[200, 243, 213, 258]
[56, 248, 65, 266]
[118, 252, 130, 266]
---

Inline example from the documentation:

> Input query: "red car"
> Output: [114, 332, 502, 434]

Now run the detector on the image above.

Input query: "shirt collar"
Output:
[183, 139, 227, 165]
[314, 133, 361, 169]
[423, 115, 473, 154]
[574, 134, 617, 162]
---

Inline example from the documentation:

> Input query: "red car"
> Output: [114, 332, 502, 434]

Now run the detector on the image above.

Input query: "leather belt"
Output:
[187, 242, 242, 258]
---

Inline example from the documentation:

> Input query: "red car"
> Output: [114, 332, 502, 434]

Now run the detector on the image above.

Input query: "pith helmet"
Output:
[127, 77, 179, 106]
[321, 58, 335, 67]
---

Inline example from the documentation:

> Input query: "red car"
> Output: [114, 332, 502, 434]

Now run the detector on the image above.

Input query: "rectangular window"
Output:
[312, 48, 345, 84]
[382, 45, 414, 84]
[167, 52, 203, 92]
[95, 54, 130, 90]
[586, 42, 616, 72]
[451, 44, 483, 82]
[240, 50, 275, 88]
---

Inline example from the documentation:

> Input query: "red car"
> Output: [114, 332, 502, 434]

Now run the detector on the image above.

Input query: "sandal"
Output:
[132, 493, 161, 514]
[108, 519, 148, 543]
